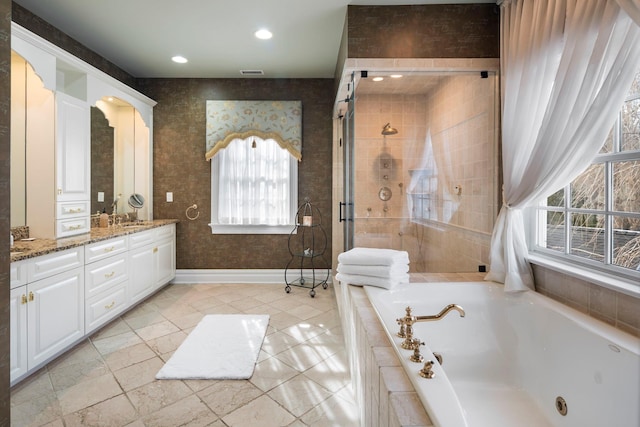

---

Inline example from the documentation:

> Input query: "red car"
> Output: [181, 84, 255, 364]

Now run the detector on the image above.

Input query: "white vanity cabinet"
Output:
[84, 236, 129, 333]
[10, 223, 176, 385]
[55, 92, 91, 237]
[10, 247, 85, 383]
[129, 224, 176, 304]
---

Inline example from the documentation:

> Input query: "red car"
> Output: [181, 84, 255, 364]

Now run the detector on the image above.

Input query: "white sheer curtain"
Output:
[615, 0, 640, 25]
[487, 0, 640, 291]
[217, 137, 291, 225]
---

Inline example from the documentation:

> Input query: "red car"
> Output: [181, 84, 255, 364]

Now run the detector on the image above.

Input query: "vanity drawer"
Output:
[56, 216, 90, 238]
[85, 236, 128, 264]
[129, 229, 155, 249]
[57, 201, 90, 219]
[84, 253, 128, 298]
[28, 247, 84, 282]
[10, 260, 28, 289]
[156, 224, 175, 240]
[85, 282, 128, 333]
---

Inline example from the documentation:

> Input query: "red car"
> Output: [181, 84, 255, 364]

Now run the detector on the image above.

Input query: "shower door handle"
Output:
[339, 202, 353, 222]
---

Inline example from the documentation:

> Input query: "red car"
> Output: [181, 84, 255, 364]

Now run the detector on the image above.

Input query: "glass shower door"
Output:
[341, 87, 355, 251]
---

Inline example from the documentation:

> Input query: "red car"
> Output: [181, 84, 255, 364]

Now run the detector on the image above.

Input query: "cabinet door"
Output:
[55, 92, 90, 202]
[28, 267, 84, 368]
[129, 244, 155, 303]
[155, 238, 175, 288]
[10, 287, 28, 383]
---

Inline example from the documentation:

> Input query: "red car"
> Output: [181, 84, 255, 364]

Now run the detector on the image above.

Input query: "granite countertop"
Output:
[10, 219, 179, 262]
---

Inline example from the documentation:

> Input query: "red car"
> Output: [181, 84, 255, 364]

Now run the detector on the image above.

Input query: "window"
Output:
[533, 71, 640, 280]
[209, 136, 297, 234]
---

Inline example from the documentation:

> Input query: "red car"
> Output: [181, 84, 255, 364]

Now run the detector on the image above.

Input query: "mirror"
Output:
[91, 96, 150, 220]
[10, 51, 27, 227]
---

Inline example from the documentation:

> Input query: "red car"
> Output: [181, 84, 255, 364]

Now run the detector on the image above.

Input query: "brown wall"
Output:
[1, 0, 11, 422]
[347, 4, 500, 59]
[137, 78, 334, 269]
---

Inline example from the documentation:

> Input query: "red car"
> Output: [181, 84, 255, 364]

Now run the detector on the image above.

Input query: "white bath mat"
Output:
[156, 314, 269, 380]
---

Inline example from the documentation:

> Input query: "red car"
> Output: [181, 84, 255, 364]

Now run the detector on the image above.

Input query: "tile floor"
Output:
[10, 282, 360, 427]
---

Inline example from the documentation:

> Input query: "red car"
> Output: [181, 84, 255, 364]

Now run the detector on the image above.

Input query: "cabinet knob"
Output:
[28, 291, 34, 302]
[57, 188, 62, 195]
[104, 301, 115, 309]
[21, 294, 27, 305]
[104, 271, 115, 278]
[153, 247, 158, 253]
[104, 246, 115, 253]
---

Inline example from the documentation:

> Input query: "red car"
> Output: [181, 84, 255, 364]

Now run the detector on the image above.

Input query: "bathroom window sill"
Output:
[528, 252, 640, 299]
[207, 223, 294, 235]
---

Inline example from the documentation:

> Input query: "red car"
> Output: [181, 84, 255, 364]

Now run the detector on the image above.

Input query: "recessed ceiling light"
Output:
[171, 55, 188, 64]
[372, 77, 384, 82]
[255, 29, 273, 40]
[390, 74, 403, 78]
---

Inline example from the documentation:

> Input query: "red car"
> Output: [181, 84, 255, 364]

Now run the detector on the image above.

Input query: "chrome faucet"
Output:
[396, 304, 465, 338]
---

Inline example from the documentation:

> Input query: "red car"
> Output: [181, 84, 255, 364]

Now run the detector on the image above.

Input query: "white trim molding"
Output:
[172, 269, 333, 285]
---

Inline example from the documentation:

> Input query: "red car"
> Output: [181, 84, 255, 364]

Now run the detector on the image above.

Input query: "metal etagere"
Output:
[284, 199, 329, 297]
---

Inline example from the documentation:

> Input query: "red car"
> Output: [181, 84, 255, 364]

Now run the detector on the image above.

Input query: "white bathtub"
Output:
[364, 281, 640, 427]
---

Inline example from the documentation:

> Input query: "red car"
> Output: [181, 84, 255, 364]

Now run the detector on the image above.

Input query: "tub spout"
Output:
[415, 304, 465, 322]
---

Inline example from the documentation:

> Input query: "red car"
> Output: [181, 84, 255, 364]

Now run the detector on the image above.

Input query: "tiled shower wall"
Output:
[352, 73, 498, 272]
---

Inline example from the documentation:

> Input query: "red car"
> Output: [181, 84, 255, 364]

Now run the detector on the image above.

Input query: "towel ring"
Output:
[186, 204, 200, 220]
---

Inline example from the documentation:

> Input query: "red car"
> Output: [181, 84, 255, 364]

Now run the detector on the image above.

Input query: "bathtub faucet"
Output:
[415, 304, 466, 322]
[397, 304, 465, 339]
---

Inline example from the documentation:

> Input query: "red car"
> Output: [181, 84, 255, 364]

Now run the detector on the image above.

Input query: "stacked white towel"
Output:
[336, 247, 409, 289]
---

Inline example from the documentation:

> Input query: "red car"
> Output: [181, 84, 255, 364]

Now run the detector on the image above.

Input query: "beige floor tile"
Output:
[300, 393, 360, 427]
[287, 303, 325, 320]
[63, 394, 138, 427]
[222, 395, 295, 427]
[123, 310, 168, 330]
[274, 343, 328, 372]
[88, 318, 133, 340]
[113, 356, 165, 392]
[269, 311, 306, 331]
[10, 369, 55, 405]
[92, 330, 144, 355]
[101, 342, 157, 371]
[281, 322, 326, 342]
[48, 355, 110, 392]
[134, 319, 180, 341]
[197, 379, 263, 417]
[303, 351, 351, 393]
[142, 394, 219, 427]
[229, 296, 266, 312]
[261, 330, 301, 356]
[249, 356, 299, 392]
[146, 330, 187, 355]
[165, 311, 205, 330]
[56, 373, 122, 415]
[11, 391, 62, 427]
[126, 379, 192, 416]
[268, 375, 333, 417]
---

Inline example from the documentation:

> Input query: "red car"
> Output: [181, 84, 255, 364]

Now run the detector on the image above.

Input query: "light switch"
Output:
[166, 192, 173, 202]
[98, 192, 104, 202]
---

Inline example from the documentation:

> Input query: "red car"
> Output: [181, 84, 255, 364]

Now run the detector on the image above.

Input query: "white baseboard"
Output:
[172, 269, 334, 285]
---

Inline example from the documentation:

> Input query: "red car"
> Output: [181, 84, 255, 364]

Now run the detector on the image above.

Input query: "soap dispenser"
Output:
[10, 233, 13, 248]
[99, 208, 109, 228]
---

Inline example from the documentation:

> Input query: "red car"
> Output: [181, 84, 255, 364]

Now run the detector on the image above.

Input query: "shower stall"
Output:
[336, 69, 500, 273]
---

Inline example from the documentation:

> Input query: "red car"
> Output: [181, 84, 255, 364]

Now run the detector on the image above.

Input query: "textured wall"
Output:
[137, 78, 334, 269]
[347, 4, 500, 59]
[1, 0, 11, 421]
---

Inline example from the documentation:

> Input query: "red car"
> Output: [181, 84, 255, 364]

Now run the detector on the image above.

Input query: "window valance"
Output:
[205, 100, 302, 161]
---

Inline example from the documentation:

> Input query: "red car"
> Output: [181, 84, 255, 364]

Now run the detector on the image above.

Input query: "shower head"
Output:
[381, 123, 398, 136]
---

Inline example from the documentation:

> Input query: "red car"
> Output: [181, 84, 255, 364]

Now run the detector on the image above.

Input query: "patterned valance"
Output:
[205, 100, 302, 161]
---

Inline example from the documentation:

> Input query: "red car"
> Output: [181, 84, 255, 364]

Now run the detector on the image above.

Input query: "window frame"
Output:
[529, 88, 640, 296]
[208, 136, 298, 235]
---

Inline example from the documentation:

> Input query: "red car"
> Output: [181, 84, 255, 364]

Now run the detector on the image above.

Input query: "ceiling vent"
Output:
[240, 69, 264, 76]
